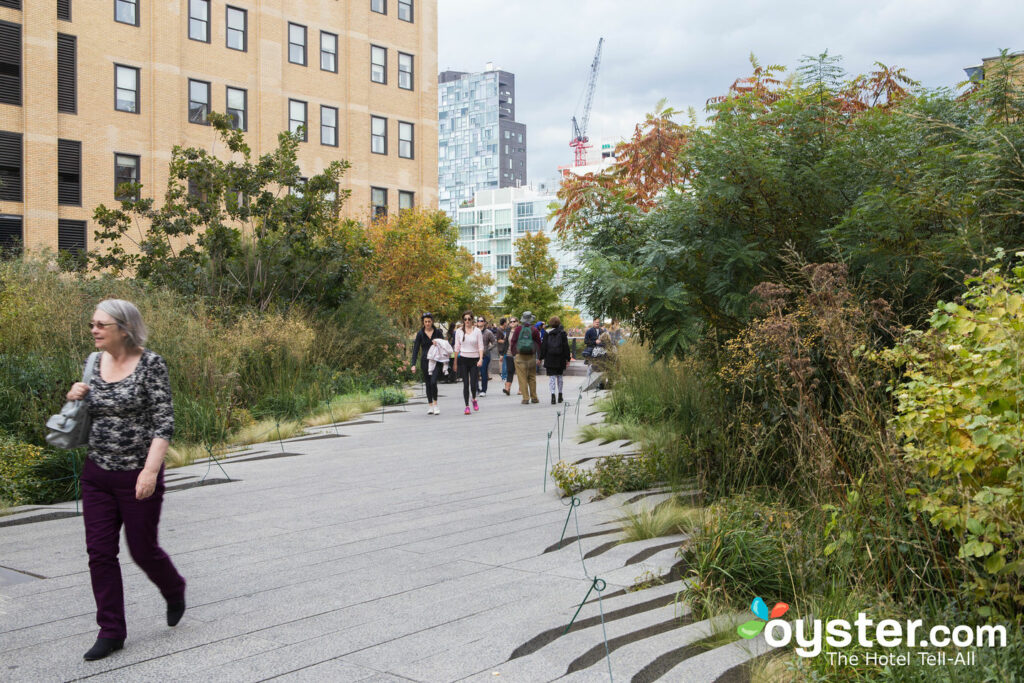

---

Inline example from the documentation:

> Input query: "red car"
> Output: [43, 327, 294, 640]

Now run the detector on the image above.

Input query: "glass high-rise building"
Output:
[438, 65, 526, 217]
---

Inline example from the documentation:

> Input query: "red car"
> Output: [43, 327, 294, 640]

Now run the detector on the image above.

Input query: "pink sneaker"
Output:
[472, 399, 479, 411]
[464, 406, 471, 415]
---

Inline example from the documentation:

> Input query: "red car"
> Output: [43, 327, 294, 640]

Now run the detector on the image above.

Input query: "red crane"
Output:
[570, 38, 604, 167]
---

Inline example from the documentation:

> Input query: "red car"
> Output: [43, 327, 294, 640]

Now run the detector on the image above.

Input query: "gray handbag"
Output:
[45, 352, 101, 450]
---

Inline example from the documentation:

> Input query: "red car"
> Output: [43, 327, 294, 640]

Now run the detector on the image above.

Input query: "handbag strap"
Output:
[82, 352, 101, 384]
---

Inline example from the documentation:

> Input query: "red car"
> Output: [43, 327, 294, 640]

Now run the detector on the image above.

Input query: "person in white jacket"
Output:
[453, 311, 485, 415]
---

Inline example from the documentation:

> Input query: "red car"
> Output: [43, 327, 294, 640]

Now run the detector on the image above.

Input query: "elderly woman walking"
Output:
[64, 300, 185, 661]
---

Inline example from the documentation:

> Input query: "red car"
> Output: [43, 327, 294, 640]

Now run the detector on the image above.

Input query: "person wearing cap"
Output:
[509, 311, 542, 404]
[411, 312, 445, 415]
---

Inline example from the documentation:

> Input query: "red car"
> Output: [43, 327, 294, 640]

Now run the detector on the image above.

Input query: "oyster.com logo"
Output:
[737, 596, 789, 639]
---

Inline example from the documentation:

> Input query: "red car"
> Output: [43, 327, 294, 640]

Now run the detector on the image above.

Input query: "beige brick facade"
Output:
[0, 0, 437, 254]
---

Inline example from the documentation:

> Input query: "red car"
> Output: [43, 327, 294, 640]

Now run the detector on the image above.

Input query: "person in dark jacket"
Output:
[539, 316, 571, 403]
[411, 312, 445, 414]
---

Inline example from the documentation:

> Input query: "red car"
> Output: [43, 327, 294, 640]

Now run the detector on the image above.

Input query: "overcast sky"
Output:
[438, 0, 1024, 184]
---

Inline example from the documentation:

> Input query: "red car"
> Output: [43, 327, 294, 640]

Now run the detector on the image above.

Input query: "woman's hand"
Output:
[476, 359, 483, 367]
[135, 469, 158, 500]
[66, 382, 91, 401]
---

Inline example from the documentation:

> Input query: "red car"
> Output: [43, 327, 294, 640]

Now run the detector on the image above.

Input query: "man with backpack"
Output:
[539, 316, 571, 403]
[509, 311, 542, 404]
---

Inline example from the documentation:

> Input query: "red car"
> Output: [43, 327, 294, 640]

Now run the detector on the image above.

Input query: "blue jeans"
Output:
[478, 355, 492, 393]
[501, 356, 511, 382]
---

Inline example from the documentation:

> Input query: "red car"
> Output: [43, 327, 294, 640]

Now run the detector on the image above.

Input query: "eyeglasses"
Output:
[463, 316, 473, 321]
[476, 318, 485, 323]
[89, 321, 118, 329]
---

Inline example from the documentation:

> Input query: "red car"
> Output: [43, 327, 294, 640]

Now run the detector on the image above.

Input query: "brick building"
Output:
[0, 0, 437, 255]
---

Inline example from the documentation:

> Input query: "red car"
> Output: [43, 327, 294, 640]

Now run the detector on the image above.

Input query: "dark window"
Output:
[370, 115, 386, 154]
[398, 52, 413, 90]
[0, 131, 21, 202]
[0, 21, 21, 106]
[370, 45, 386, 84]
[58, 0, 71, 21]
[0, 1, 20, 9]
[398, 0, 413, 22]
[320, 105, 337, 146]
[288, 22, 306, 65]
[115, 0, 137, 26]
[399, 190, 414, 211]
[226, 86, 246, 130]
[0, 214, 21, 256]
[57, 33, 76, 113]
[289, 99, 307, 140]
[371, 0, 385, 14]
[226, 6, 246, 51]
[58, 219, 87, 253]
[57, 139, 81, 205]
[398, 121, 413, 159]
[371, 187, 387, 220]
[188, 78, 209, 124]
[189, 0, 209, 42]
[320, 31, 337, 72]
[114, 153, 139, 200]
[114, 64, 139, 113]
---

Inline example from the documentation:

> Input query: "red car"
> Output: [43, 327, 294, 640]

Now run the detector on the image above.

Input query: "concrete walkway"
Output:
[0, 375, 765, 682]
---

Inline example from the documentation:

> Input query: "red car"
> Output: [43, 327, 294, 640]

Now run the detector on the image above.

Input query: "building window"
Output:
[188, 0, 209, 42]
[114, 153, 140, 201]
[0, 21, 21, 106]
[398, 52, 413, 90]
[114, 64, 139, 113]
[58, 219, 87, 253]
[57, 139, 81, 206]
[398, 0, 413, 22]
[370, 45, 386, 84]
[371, 187, 387, 220]
[320, 31, 337, 72]
[288, 23, 306, 65]
[57, 33, 76, 113]
[370, 115, 386, 154]
[58, 0, 71, 21]
[226, 86, 246, 130]
[0, 1, 18, 9]
[320, 105, 337, 146]
[497, 254, 511, 270]
[114, 0, 137, 26]
[398, 122, 413, 159]
[188, 79, 209, 124]
[0, 215, 22, 255]
[371, 0, 386, 14]
[0, 131, 22, 202]
[399, 190, 414, 211]
[289, 99, 307, 140]
[226, 6, 246, 51]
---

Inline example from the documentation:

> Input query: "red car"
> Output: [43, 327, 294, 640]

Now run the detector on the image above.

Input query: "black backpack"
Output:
[546, 329, 564, 358]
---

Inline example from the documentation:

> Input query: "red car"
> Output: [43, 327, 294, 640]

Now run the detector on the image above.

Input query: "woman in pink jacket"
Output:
[453, 310, 484, 415]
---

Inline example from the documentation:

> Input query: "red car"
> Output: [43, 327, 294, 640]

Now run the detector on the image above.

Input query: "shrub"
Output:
[550, 461, 593, 496]
[0, 435, 83, 506]
[593, 453, 665, 496]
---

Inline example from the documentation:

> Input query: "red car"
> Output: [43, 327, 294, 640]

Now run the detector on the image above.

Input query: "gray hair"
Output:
[96, 299, 148, 349]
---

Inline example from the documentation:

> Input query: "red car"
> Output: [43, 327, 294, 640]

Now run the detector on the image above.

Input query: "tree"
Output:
[502, 231, 562, 321]
[360, 208, 493, 328]
[91, 114, 356, 311]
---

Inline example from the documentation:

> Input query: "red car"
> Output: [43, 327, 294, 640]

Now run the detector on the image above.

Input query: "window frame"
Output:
[370, 45, 387, 84]
[371, 186, 388, 220]
[370, 115, 387, 155]
[57, 139, 82, 206]
[398, 52, 413, 91]
[320, 105, 338, 147]
[398, 0, 413, 22]
[114, 152, 141, 201]
[371, 0, 386, 15]
[0, 20, 22, 107]
[114, 0, 138, 27]
[288, 99, 308, 141]
[58, 0, 72, 22]
[288, 22, 307, 66]
[188, 0, 210, 43]
[113, 64, 140, 114]
[187, 78, 210, 125]
[58, 219, 88, 254]
[398, 121, 414, 159]
[0, 131, 23, 203]
[57, 33, 77, 114]
[225, 5, 247, 52]
[320, 30, 338, 73]
[226, 85, 247, 131]
[398, 190, 414, 211]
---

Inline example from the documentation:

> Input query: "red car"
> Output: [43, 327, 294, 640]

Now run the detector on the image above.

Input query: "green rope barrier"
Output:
[543, 430, 553, 492]
[564, 576, 606, 634]
[559, 495, 581, 543]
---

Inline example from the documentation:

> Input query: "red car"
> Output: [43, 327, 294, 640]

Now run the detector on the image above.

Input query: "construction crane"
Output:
[570, 37, 604, 167]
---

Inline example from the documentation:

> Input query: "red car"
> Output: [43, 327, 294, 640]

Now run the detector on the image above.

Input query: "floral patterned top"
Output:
[86, 350, 174, 471]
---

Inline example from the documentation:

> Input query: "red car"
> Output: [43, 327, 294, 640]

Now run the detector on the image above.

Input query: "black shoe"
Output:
[551, 395, 557, 404]
[502, 387, 510, 396]
[84, 637, 124, 661]
[167, 598, 186, 627]
[558, 393, 564, 403]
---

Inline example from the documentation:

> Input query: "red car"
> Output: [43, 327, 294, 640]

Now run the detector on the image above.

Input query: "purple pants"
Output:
[81, 458, 185, 640]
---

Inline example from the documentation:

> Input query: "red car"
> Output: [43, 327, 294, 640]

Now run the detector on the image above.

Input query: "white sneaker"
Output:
[478, 392, 486, 398]
[428, 406, 435, 415]
[433, 406, 440, 415]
